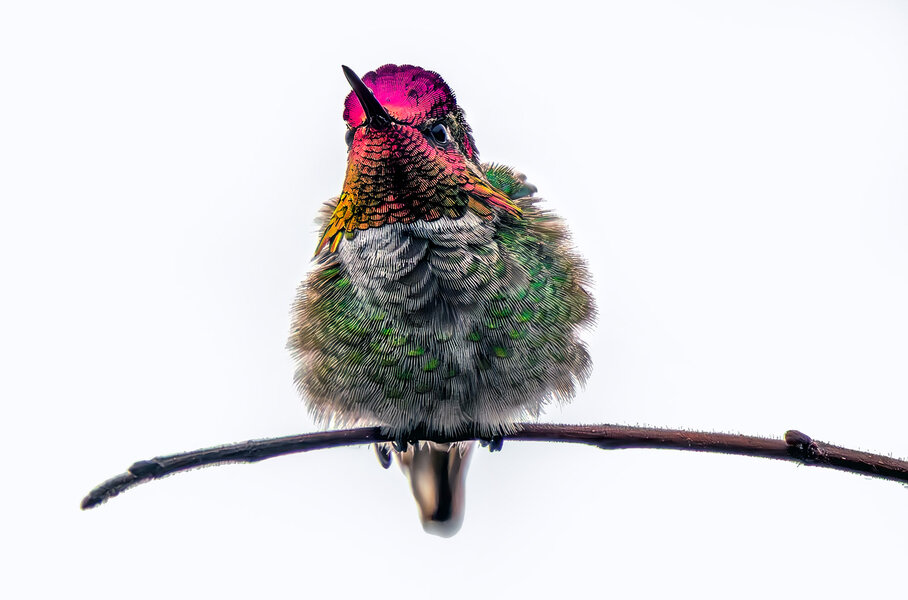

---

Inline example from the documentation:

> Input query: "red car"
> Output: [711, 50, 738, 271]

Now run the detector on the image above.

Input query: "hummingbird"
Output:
[288, 64, 594, 536]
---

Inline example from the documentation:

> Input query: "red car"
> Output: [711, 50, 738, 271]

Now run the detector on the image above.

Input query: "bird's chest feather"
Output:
[337, 213, 527, 329]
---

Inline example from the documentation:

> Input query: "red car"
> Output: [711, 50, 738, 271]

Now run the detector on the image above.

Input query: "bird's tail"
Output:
[395, 441, 475, 537]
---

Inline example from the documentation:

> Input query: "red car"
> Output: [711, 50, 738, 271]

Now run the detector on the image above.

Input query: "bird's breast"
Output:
[337, 213, 526, 323]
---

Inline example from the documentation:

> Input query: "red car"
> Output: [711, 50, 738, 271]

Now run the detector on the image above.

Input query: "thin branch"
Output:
[81, 424, 908, 510]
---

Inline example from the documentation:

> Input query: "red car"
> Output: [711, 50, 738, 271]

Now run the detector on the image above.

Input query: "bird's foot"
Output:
[374, 444, 393, 469]
[479, 435, 504, 453]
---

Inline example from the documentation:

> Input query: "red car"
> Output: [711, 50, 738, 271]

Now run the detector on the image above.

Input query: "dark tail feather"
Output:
[395, 441, 475, 537]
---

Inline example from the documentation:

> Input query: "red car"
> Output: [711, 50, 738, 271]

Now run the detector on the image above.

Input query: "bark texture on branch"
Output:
[81, 424, 908, 510]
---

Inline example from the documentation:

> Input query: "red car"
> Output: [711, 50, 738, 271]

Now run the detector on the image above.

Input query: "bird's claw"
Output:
[479, 436, 504, 453]
[374, 444, 393, 469]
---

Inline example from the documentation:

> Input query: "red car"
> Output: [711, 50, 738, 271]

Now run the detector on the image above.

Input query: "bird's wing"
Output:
[481, 163, 538, 200]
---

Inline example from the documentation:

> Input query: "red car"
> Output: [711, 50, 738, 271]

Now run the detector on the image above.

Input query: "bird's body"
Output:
[288, 65, 593, 535]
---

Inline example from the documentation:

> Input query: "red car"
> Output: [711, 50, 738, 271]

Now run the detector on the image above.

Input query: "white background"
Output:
[2, 1, 907, 598]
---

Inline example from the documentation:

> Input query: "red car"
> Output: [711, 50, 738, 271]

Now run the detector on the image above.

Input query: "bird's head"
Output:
[316, 65, 520, 254]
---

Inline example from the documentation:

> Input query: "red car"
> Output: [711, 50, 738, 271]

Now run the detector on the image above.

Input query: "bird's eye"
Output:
[345, 128, 355, 148]
[429, 123, 449, 145]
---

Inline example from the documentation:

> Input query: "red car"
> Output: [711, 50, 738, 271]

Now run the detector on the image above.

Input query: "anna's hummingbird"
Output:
[288, 64, 593, 536]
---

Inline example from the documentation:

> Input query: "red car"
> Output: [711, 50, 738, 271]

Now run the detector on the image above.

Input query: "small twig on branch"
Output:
[81, 424, 908, 510]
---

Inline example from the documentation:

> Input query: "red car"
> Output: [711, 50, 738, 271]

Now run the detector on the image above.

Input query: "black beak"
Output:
[342, 65, 392, 129]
